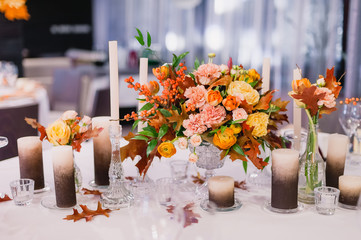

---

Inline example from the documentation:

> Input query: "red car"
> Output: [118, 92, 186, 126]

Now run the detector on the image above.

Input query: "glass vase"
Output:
[101, 124, 133, 209]
[298, 115, 325, 204]
[189, 141, 224, 200]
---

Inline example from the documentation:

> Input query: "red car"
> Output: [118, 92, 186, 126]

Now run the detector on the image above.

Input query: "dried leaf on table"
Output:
[234, 180, 247, 190]
[81, 188, 102, 196]
[0, 194, 12, 202]
[167, 203, 201, 228]
[63, 201, 111, 222]
[191, 175, 205, 185]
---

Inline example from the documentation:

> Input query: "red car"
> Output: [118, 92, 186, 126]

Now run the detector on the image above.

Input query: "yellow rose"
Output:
[246, 112, 269, 137]
[46, 120, 71, 145]
[227, 81, 253, 96]
[213, 128, 237, 149]
[229, 124, 242, 134]
[244, 89, 260, 106]
[157, 142, 176, 158]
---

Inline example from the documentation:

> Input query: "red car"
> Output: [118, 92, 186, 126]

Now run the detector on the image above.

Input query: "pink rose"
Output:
[189, 153, 198, 163]
[201, 104, 226, 128]
[315, 87, 336, 108]
[183, 114, 207, 137]
[61, 110, 78, 121]
[184, 85, 207, 109]
[194, 63, 221, 85]
[232, 108, 248, 122]
[178, 137, 188, 150]
[190, 134, 202, 147]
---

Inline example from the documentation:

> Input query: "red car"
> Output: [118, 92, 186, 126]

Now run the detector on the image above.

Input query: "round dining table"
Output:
[0, 138, 360, 240]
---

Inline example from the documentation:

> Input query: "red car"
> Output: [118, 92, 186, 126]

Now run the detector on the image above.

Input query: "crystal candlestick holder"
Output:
[101, 124, 133, 209]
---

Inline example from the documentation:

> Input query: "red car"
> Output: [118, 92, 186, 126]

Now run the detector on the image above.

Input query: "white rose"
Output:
[189, 153, 198, 163]
[61, 110, 78, 121]
[177, 137, 188, 150]
[190, 134, 202, 147]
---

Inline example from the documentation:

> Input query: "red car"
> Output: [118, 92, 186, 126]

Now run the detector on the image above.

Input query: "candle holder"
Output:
[338, 175, 361, 210]
[101, 124, 133, 209]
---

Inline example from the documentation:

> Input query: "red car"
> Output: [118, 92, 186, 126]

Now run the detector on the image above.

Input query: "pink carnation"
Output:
[184, 85, 207, 109]
[201, 104, 226, 128]
[61, 110, 78, 121]
[315, 87, 336, 108]
[183, 114, 207, 137]
[194, 63, 221, 85]
[232, 108, 248, 122]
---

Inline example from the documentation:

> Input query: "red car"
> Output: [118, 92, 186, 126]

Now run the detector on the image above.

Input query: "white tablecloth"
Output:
[0, 141, 361, 240]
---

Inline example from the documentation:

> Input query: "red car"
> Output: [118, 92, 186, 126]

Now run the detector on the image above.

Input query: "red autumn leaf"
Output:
[71, 127, 103, 152]
[25, 117, 47, 141]
[238, 100, 253, 114]
[63, 201, 111, 222]
[324, 67, 342, 98]
[254, 90, 276, 110]
[291, 85, 326, 117]
[227, 57, 233, 71]
[234, 180, 247, 190]
[167, 203, 201, 228]
[167, 104, 189, 131]
[207, 75, 233, 90]
[319, 106, 337, 117]
[272, 98, 289, 112]
[0, 194, 12, 202]
[148, 110, 168, 131]
[81, 188, 102, 196]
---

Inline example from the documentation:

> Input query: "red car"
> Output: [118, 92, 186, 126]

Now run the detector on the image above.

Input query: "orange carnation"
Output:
[206, 90, 222, 106]
[213, 128, 237, 149]
[222, 95, 239, 111]
[157, 142, 176, 158]
[292, 78, 311, 93]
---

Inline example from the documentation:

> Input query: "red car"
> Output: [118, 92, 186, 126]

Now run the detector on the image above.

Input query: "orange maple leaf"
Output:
[207, 75, 233, 90]
[238, 99, 253, 114]
[291, 85, 326, 117]
[25, 117, 47, 141]
[254, 90, 276, 110]
[63, 202, 111, 222]
[0, 194, 12, 202]
[324, 67, 342, 98]
[81, 188, 102, 196]
[167, 104, 188, 131]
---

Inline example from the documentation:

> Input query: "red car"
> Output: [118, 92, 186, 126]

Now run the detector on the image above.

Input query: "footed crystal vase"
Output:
[189, 141, 224, 199]
[298, 116, 325, 204]
[101, 124, 133, 209]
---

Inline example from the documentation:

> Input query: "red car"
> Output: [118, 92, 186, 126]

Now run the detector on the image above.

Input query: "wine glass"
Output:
[0, 136, 8, 148]
[339, 103, 354, 137]
[351, 103, 361, 138]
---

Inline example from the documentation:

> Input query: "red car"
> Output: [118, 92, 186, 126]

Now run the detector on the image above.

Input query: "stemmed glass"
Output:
[338, 103, 354, 151]
[0, 136, 8, 148]
[351, 103, 361, 143]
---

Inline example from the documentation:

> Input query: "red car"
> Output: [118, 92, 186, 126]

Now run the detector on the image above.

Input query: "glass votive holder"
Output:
[314, 186, 340, 215]
[9, 179, 34, 206]
[155, 177, 175, 206]
[169, 160, 189, 183]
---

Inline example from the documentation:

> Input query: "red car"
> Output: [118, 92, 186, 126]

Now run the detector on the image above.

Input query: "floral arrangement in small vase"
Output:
[120, 29, 289, 177]
[288, 67, 342, 203]
[0, 0, 30, 21]
[26, 110, 103, 191]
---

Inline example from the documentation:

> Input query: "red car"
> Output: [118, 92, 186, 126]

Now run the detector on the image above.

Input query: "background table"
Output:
[0, 140, 361, 240]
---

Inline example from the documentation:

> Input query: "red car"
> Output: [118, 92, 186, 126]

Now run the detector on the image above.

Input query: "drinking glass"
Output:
[169, 160, 189, 183]
[9, 179, 34, 206]
[0, 136, 8, 148]
[314, 186, 340, 215]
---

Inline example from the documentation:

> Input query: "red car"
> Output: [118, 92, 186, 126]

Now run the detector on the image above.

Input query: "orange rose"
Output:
[147, 81, 160, 95]
[213, 128, 237, 149]
[207, 90, 223, 106]
[292, 78, 311, 93]
[157, 142, 176, 158]
[222, 95, 239, 111]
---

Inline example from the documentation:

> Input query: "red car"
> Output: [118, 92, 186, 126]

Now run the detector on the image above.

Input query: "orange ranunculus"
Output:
[157, 142, 176, 158]
[222, 95, 239, 111]
[229, 124, 242, 134]
[147, 81, 160, 95]
[213, 128, 237, 150]
[152, 65, 169, 80]
[206, 90, 222, 106]
[247, 69, 260, 82]
[292, 78, 311, 93]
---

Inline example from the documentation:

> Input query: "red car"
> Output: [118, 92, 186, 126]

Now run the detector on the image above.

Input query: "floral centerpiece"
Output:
[289, 67, 342, 203]
[0, 0, 30, 21]
[120, 30, 289, 177]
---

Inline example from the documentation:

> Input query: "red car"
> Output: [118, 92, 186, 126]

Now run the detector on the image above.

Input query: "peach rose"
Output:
[183, 114, 207, 137]
[315, 87, 336, 108]
[232, 108, 248, 122]
[246, 112, 269, 137]
[222, 95, 239, 111]
[189, 153, 198, 163]
[194, 63, 221, 85]
[190, 134, 202, 147]
[213, 128, 237, 149]
[184, 85, 207, 109]
[177, 137, 188, 150]
[206, 90, 223, 106]
[244, 89, 260, 106]
[227, 81, 253, 97]
[201, 104, 226, 128]
[61, 110, 78, 121]
[46, 120, 71, 145]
